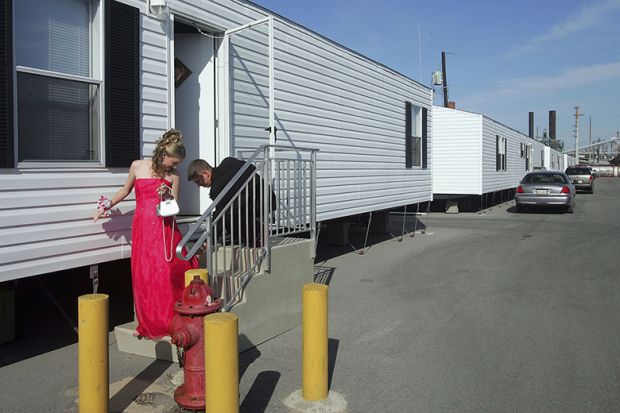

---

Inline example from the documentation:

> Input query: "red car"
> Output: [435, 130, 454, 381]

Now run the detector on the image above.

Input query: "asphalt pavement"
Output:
[1, 178, 619, 412]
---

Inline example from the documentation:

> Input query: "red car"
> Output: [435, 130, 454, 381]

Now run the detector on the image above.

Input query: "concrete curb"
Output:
[284, 390, 347, 413]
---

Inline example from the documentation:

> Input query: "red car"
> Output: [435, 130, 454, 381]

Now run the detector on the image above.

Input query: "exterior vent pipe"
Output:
[529, 112, 534, 139]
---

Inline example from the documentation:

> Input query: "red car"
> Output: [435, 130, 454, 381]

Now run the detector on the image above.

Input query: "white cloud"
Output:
[459, 61, 620, 107]
[508, 0, 620, 57]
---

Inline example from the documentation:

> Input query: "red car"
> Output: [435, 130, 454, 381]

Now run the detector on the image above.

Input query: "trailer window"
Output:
[496, 135, 507, 171]
[15, 0, 103, 164]
[405, 103, 422, 168]
[524, 144, 531, 171]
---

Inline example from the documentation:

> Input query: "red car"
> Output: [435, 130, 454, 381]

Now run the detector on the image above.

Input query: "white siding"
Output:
[1, 0, 433, 281]
[532, 140, 545, 169]
[481, 117, 538, 193]
[226, 13, 432, 221]
[544, 147, 564, 171]
[0, 169, 133, 281]
[432, 107, 482, 195]
[433, 107, 544, 196]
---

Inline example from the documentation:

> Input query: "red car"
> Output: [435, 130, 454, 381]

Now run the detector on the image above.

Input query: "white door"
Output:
[174, 32, 216, 215]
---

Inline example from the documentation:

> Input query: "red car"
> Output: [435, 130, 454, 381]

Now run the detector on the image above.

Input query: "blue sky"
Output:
[251, 0, 620, 149]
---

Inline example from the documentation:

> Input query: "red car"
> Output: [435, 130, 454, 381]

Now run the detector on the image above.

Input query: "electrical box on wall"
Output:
[432, 71, 443, 86]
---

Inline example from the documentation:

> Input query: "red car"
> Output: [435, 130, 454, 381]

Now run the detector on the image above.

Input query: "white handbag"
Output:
[157, 184, 179, 217]
[157, 198, 180, 217]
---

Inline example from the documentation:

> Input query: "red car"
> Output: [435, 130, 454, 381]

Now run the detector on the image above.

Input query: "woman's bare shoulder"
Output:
[131, 159, 152, 177]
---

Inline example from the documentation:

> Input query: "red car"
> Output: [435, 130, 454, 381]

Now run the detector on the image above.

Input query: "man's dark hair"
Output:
[187, 159, 212, 181]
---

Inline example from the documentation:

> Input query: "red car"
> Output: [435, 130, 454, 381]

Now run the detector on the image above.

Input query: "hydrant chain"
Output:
[176, 346, 184, 368]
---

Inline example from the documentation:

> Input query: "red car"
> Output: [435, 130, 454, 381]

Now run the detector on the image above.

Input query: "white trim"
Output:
[223, 32, 232, 158]
[479, 115, 483, 194]
[16, 66, 102, 85]
[216, 35, 229, 163]
[268, 15, 275, 146]
[168, 13, 175, 129]
[16, 161, 105, 169]
[225, 16, 270, 36]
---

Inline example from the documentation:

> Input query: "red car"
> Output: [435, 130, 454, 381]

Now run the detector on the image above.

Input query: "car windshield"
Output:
[522, 173, 568, 184]
[566, 167, 591, 175]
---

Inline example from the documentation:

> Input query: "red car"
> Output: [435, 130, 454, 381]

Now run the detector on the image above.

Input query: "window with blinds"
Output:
[496, 135, 507, 171]
[405, 102, 423, 168]
[15, 0, 102, 163]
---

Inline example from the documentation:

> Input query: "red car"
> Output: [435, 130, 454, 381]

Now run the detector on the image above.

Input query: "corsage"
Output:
[97, 195, 112, 218]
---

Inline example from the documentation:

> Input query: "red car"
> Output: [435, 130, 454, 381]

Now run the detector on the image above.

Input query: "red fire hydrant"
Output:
[169, 275, 222, 411]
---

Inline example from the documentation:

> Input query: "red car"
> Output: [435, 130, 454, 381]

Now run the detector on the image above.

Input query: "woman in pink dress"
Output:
[94, 130, 199, 339]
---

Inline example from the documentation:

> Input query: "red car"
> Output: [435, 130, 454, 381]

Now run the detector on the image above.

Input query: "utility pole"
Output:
[588, 116, 592, 163]
[441, 51, 449, 108]
[574, 106, 583, 163]
[418, 24, 422, 83]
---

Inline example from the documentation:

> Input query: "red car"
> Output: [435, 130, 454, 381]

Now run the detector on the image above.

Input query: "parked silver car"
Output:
[565, 166, 595, 193]
[515, 171, 576, 213]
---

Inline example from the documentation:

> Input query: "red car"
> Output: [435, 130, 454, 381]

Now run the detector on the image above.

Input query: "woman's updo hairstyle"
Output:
[152, 129, 187, 178]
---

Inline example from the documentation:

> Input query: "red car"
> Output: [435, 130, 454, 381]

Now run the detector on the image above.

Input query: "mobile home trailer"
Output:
[543, 147, 566, 171]
[432, 106, 547, 210]
[0, 0, 432, 283]
[563, 154, 576, 169]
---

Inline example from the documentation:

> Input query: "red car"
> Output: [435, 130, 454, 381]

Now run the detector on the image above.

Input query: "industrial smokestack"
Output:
[549, 110, 556, 140]
[529, 112, 534, 139]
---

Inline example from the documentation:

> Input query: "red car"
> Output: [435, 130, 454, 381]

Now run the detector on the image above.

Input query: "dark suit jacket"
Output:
[210, 157, 275, 246]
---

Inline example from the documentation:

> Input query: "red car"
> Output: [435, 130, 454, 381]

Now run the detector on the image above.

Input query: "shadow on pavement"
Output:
[328, 338, 339, 390]
[315, 212, 427, 263]
[507, 205, 568, 214]
[314, 265, 336, 285]
[108, 359, 172, 413]
[0, 259, 135, 367]
[239, 344, 261, 380]
[240, 370, 281, 413]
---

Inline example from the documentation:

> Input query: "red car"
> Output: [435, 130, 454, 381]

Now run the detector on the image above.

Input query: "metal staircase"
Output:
[177, 145, 318, 311]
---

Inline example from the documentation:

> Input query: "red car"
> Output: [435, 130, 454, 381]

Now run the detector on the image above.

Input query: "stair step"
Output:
[114, 321, 178, 362]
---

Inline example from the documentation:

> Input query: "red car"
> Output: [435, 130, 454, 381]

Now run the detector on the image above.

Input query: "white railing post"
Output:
[310, 149, 317, 242]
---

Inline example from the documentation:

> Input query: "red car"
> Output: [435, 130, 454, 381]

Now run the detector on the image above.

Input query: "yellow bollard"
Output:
[78, 294, 109, 413]
[302, 283, 328, 400]
[185, 268, 209, 287]
[204, 313, 239, 413]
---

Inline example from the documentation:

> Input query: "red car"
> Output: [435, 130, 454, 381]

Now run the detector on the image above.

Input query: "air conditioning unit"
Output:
[432, 71, 443, 86]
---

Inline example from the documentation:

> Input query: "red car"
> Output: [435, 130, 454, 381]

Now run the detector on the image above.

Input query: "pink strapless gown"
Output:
[131, 178, 199, 339]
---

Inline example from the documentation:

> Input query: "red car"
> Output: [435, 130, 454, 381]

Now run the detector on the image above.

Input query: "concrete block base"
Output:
[114, 321, 178, 362]
[115, 237, 314, 359]
[233, 238, 314, 352]
[284, 390, 347, 413]
[445, 200, 459, 214]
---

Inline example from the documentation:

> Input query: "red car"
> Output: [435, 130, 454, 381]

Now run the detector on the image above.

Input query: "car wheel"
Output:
[516, 204, 525, 213]
[566, 203, 575, 213]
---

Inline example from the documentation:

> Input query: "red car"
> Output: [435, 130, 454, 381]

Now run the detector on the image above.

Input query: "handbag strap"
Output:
[162, 217, 175, 262]
[159, 184, 175, 262]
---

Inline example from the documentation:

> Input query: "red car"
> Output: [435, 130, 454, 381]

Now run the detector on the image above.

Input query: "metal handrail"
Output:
[176, 146, 262, 261]
[175, 144, 318, 310]
[176, 144, 317, 260]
